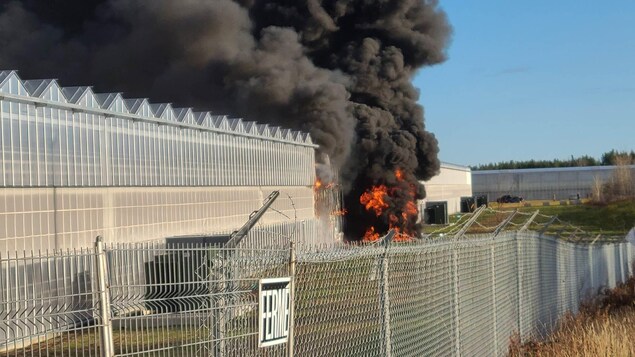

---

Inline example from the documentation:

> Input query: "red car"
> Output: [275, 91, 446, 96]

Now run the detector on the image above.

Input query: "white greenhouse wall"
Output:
[0, 73, 315, 188]
[0, 70, 324, 251]
[0, 186, 315, 251]
[472, 166, 635, 201]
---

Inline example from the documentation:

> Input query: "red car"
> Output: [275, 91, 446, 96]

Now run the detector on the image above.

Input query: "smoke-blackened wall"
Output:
[0, 0, 451, 240]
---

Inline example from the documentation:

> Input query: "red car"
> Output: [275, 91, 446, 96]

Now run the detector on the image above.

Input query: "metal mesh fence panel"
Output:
[293, 232, 635, 357]
[1, 231, 635, 356]
[492, 236, 519, 356]
[0, 249, 103, 356]
[455, 239, 495, 356]
[107, 243, 289, 357]
[294, 246, 384, 356]
[387, 244, 455, 357]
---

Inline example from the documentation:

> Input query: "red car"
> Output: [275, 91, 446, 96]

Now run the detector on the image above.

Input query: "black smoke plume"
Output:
[0, 0, 451, 240]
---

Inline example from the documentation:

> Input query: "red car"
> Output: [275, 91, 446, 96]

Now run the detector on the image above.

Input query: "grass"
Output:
[426, 199, 635, 241]
[0, 327, 202, 356]
[509, 273, 635, 357]
[518, 199, 635, 237]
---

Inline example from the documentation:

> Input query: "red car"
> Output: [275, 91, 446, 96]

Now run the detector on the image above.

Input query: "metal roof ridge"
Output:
[0, 69, 317, 147]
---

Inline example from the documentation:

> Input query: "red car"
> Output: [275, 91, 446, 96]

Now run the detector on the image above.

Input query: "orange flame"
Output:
[402, 200, 418, 220]
[332, 209, 348, 216]
[315, 179, 336, 191]
[358, 168, 420, 242]
[359, 185, 389, 217]
[363, 226, 381, 241]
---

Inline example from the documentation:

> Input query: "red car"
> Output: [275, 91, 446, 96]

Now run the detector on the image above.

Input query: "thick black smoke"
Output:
[0, 0, 451, 240]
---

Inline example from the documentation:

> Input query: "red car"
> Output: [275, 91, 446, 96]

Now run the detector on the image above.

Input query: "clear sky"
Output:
[414, 1, 635, 167]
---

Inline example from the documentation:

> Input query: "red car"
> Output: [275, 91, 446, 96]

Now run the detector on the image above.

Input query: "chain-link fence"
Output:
[2, 231, 634, 356]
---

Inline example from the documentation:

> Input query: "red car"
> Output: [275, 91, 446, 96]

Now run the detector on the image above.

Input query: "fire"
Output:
[314, 177, 345, 220]
[358, 168, 420, 242]
[359, 185, 389, 216]
[403, 201, 418, 220]
[332, 209, 348, 216]
[363, 226, 380, 241]
[314, 178, 335, 191]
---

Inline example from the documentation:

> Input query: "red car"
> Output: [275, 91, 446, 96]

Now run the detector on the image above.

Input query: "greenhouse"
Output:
[472, 165, 635, 201]
[0, 71, 325, 251]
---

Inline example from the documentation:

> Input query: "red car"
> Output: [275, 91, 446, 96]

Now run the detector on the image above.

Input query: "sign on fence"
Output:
[259, 277, 291, 347]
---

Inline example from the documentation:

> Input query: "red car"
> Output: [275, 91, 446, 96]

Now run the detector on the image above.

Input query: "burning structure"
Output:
[0, 0, 451, 241]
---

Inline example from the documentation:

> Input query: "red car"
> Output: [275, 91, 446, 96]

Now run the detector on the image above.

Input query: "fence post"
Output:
[381, 241, 392, 357]
[490, 242, 498, 355]
[287, 241, 296, 357]
[452, 248, 461, 357]
[588, 247, 594, 292]
[95, 236, 114, 357]
[515, 233, 523, 341]
[218, 255, 227, 357]
[376, 231, 395, 357]
[629, 243, 634, 277]
[624, 244, 627, 277]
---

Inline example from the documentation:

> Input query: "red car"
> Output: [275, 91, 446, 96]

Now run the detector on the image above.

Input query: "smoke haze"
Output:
[0, 0, 451, 240]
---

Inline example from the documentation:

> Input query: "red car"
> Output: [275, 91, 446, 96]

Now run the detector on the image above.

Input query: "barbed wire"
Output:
[422, 206, 614, 243]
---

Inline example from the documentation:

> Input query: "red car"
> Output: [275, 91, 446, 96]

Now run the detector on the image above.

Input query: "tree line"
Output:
[471, 150, 635, 171]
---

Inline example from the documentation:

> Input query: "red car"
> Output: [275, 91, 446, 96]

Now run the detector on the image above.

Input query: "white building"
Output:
[420, 162, 473, 221]
[0, 70, 325, 252]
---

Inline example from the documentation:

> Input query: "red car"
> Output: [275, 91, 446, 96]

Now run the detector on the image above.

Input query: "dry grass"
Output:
[510, 275, 635, 357]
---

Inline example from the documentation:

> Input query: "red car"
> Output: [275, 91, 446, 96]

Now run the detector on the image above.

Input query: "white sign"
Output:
[258, 277, 291, 347]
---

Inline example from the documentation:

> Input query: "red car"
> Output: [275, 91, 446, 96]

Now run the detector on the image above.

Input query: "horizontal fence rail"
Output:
[1, 231, 634, 356]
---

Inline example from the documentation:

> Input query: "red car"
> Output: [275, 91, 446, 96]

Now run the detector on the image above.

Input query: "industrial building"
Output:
[0, 70, 326, 252]
[420, 162, 473, 223]
[472, 165, 635, 201]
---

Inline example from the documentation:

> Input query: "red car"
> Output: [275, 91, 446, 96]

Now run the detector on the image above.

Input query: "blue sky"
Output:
[414, 1, 635, 167]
